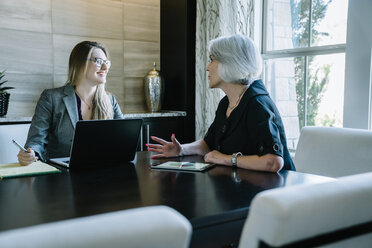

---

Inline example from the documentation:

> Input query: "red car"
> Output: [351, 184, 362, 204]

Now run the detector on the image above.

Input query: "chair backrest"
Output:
[0, 123, 31, 164]
[0, 205, 192, 248]
[238, 172, 372, 248]
[294, 126, 372, 177]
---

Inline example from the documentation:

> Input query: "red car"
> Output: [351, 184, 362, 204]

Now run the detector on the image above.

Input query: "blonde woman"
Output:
[18, 41, 123, 165]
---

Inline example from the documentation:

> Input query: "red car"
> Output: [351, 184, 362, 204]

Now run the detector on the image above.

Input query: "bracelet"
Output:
[231, 152, 242, 168]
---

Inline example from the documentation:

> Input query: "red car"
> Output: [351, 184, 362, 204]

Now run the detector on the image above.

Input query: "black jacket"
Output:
[204, 80, 295, 171]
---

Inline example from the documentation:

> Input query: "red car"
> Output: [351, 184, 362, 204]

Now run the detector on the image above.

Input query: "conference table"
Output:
[0, 151, 333, 247]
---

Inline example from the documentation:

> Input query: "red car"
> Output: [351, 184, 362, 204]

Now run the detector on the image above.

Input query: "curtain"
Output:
[195, 0, 255, 139]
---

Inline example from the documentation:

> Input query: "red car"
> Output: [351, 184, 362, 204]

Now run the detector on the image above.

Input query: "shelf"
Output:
[0, 111, 186, 124]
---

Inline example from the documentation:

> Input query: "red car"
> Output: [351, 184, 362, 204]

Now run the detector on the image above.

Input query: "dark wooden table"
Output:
[0, 152, 333, 247]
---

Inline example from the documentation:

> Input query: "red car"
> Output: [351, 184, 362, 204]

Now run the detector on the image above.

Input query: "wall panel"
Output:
[0, 0, 51, 33]
[0, 0, 160, 117]
[5, 74, 53, 116]
[0, 29, 53, 75]
[123, 77, 147, 112]
[52, 0, 123, 39]
[123, 3, 160, 42]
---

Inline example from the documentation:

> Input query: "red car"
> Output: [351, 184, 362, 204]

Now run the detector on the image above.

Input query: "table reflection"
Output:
[68, 163, 142, 216]
[0, 152, 334, 233]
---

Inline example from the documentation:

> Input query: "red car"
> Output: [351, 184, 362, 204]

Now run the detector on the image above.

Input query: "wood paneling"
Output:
[53, 74, 68, 88]
[0, 0, 160, 117]
[0, 0, 51, 33]
[123, 77, 147, 113]
[0, 29, 53, 75]
[106, 76, 126, 111]
[122, 2, 160, 112]
[6, 74, 53, 116]
[123, 3, 160, 42]
[124, 40, 160, 77]
[124, 0, 159, 7]
[52, 0, 123, 39]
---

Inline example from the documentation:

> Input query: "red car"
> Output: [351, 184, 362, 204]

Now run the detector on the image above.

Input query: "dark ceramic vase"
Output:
[0, 92, 10, 117]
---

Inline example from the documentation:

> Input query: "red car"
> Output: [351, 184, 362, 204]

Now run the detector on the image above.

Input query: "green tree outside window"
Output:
[290, 0, 333, 129]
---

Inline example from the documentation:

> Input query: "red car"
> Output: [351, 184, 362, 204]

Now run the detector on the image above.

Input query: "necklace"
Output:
[228, 86, 248, 110]
[75, 90, 92, 110]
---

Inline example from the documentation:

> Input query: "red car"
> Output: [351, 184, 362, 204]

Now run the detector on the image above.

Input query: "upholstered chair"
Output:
[294, 126, 372, 177]
[0, 205, 192, 248]
[238, 172, 372, 247]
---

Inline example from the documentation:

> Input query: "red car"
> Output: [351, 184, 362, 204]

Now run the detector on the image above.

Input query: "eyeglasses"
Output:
[88, 58, 111, 68]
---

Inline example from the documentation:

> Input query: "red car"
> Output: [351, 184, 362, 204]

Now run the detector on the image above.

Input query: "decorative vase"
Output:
[0, 92, 10, 117]
[143, 62, 164, 112]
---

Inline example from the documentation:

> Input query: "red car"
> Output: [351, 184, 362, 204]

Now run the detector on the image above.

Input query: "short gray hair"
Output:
[209, 34, 262, 85]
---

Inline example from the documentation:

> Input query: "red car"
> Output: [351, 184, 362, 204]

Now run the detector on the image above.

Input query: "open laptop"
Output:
[49, 119, 143, 169]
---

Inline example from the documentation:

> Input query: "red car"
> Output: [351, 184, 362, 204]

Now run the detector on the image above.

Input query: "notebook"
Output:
[49, 119, 143, 169]
[0, 161, 61, 179]
[151, 161, 214, 172]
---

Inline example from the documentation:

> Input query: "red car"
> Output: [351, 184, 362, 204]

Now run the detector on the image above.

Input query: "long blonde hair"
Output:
[67, 41, 113, 119]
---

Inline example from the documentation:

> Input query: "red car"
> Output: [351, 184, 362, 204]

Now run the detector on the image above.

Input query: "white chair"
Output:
[238, 172, 372, 248]
[294, 126, 372, 177]
[0, 205, 192, 248]
[0, 123, 31, 164]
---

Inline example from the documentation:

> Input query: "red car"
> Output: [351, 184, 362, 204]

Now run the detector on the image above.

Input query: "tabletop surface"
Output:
[0, 151, 333, 232]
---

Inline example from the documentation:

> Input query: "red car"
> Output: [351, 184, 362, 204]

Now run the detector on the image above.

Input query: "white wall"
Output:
[344, 0, 372, 129]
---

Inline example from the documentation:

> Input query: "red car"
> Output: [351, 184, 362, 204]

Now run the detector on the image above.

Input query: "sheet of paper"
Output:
[0, 161, 60, 179]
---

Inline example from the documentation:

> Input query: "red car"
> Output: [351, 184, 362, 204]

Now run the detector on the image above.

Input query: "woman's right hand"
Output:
[17, 148, 38, 166]
[147, 134, 182, 159]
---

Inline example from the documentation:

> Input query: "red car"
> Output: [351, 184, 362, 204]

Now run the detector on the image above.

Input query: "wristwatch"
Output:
[231, 152, 242, 168]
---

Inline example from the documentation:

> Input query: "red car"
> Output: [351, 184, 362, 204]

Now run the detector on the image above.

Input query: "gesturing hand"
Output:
[147, 134, 182, 159]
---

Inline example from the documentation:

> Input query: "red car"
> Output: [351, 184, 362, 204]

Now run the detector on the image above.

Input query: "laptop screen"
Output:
[67, 118, 143, 169]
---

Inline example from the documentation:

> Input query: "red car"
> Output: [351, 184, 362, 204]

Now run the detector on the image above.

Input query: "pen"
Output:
[12, 139, 27, 152]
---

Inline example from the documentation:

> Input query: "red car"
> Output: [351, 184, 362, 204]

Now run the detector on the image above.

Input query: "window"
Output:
[261, 0, 349, 150]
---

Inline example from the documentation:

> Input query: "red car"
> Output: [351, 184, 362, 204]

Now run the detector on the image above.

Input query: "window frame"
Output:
[260, 0, 347, 127]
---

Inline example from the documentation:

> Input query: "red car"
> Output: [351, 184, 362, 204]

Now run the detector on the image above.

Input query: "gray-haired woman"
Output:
[147, 34, 295, 173]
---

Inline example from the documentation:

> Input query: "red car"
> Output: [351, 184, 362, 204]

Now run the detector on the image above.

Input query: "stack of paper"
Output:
[0, 161, 61, 179]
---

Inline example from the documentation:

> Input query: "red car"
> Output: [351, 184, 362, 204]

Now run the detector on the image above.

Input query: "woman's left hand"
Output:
[204, 150, 228, 164]
[205, 150, 284, 172]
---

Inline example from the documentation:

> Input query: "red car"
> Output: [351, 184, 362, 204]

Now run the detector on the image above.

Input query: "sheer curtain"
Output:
[195, 0, 255, 139]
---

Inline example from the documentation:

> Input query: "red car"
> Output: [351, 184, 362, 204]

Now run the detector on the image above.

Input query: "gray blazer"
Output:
[25, 84, 124, 161]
